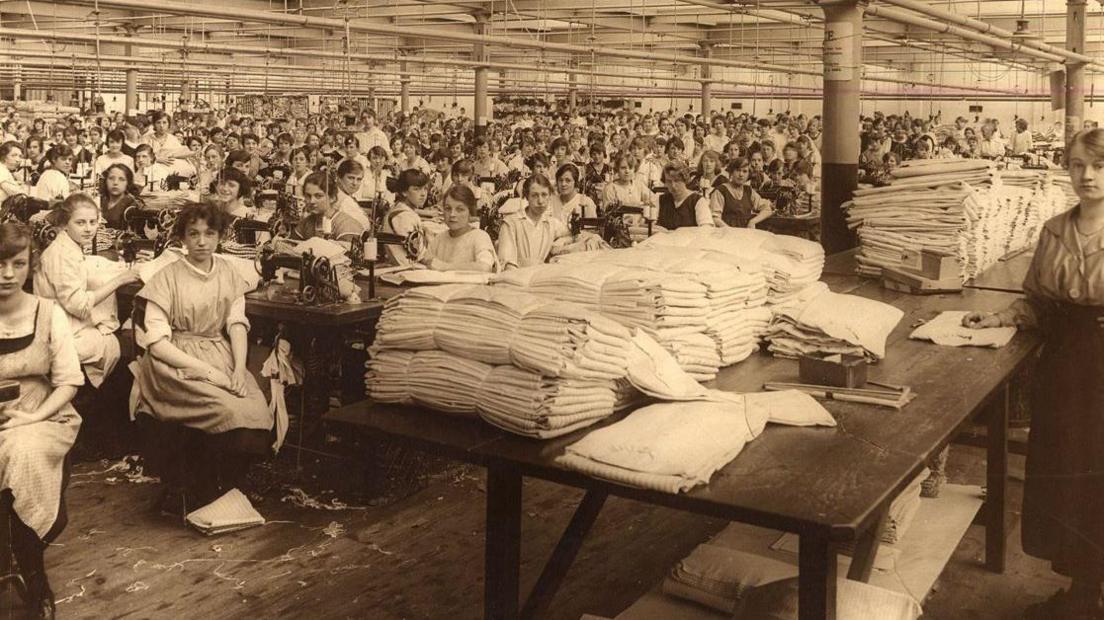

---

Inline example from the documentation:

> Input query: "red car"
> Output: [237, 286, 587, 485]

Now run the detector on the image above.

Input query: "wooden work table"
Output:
[325, 255, 1038, 620]
[965, 249, 1032, 294]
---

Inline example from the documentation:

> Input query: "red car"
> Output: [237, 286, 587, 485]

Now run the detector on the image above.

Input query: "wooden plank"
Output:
[798, 532, 837, 620]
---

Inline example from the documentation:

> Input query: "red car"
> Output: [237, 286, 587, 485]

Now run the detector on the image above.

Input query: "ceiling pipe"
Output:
[863, 4, 1066, 64]
[0, 26, 793, 92]
[878, 0, 1104, 70]
[54, 0, 824, 76]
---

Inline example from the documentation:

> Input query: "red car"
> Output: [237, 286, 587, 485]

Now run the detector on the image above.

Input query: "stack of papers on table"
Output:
[186, 488, 265, 535]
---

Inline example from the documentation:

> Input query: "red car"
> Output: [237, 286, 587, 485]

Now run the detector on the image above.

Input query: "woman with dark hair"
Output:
[496, 174, 571, 270]
[33, 145, 75, 202]
[0, 221, 83, 618]
[293, 170, 365, 241]
[133, 202, 273, 513]
[550, 163, 597, 224]
[422, 185, 497, 272]
[99, 163, 144, 229]
[21, 137, 45, 186]
[381, 169, 430, 265]
[964, 128, 1104, 619]
[710, 157, 773, 228]
[0, 141, 26, 202]
[657, 163, 713, 230]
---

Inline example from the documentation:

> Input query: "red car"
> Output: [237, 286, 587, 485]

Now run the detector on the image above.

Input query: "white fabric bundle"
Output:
[364, 348, 617, 438]
[639, 227, 825, 305]
[845, 163, 1068, 281]
[556, 391, 835, 494]
[553, 247, 769, 366]
[764, 287, 903, 360]
[374, 284, 633, 381]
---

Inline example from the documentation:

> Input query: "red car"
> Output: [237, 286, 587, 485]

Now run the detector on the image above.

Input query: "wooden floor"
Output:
[0, 438, 1066, 620]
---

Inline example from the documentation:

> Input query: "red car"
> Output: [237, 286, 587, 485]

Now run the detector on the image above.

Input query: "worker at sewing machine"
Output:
[285, 146, 312, 199]
[657, 163, 713, 230]
[550, 163, 597, 225]
[419, 185, 497, 273]
[361, 146, 394, 205]
[292, 170, 366, 242]
[601, 153, 658, 218]
[711, 157, 774, 229]
[381, 169, 430, 266]
[0, 141, 27, 203]
[99, 163, 145, 230]
[213, 167, 255, 220]
[35, 193, 140, 388]
[496, 174, 572, 271]
[32, 145, 75, 203]
[333, 159, 374, 230]
[447, 159, 490, 212]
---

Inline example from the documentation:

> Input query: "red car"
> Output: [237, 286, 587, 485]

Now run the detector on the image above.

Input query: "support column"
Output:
[1065, 0, 1087, 150]
[400, 59, 411, 114]
[12, 66, 21, 101]
[474, 13, 489, 136]
[181, 79, 193, 105]
[700, 43, 713, 118]
[818, 0, 865, 253]
[568, 70, 578, 113]
[125, 70, 138, 114]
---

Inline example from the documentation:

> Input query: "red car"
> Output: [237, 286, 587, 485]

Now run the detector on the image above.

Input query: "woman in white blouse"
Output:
[600, 154, 658, 218]
[0, 141, 26, 202]
[33, 145, 75, 203]
[422, 185, 497, 272]
[34, 193, 139, 387]
[496, 174, 572, 271]
[551, 163, 598, 225]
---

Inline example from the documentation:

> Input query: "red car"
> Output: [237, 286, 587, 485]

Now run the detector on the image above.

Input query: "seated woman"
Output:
[91, 129, 134, 180]
[657, 163, 714, 230]
[601, 154, 658, 218]
[496, 174, 572, 271]
[293, 170, 366, 242]
[34, 193, 139, 387]
[711, 157, 774, 228]
[0, 221, 83, 618]
[421, 185, 497, 273]
[382, 169, 429, 266]
[333, 159, 373, 229]
[133, 202, 273, 511]
[212, 167, 255, 219]
[32, 145, 75, 203]
[550, 163, 598, 225]
[0, 141, 27, 203]
[100, 163, 145, 230]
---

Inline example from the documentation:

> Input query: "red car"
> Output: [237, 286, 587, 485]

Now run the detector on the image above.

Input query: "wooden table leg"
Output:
[520, 490, 608, 620]
[799, 532, 837, 620]
[846, 506, 888, 583]
[986, 384, 1009, 573]
[486, 466, 522, 620]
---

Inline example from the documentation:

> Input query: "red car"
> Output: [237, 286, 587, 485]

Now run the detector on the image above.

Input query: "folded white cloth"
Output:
[909, 310, 1017, 348]
[767, 288, 903, 360]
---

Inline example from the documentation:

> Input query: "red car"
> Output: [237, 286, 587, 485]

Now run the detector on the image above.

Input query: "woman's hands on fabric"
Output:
[962, 311, 1001, 329]
[117, 267, 142, 286]
[228, 367, 249, 397]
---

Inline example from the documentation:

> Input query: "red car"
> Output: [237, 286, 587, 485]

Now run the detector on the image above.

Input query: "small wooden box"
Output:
[799, 354, 868, 388]
[899, 249, 960, 280]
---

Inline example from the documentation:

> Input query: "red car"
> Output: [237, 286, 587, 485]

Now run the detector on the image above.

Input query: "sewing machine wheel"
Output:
[403, 228, 427, 262]
[157, 209, 176, 232]
[33, 224, 57, 246]
[310, 255, 332, 280]
[301, 285, 317, 304]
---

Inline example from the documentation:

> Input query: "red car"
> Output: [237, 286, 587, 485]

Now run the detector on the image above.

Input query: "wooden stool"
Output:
[0, 491, 28, 604]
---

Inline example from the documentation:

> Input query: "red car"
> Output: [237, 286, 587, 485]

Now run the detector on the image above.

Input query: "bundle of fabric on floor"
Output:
[763, 284, 903, 360]
[846, 160, 1068, 281]
[638, 227, 825, 306]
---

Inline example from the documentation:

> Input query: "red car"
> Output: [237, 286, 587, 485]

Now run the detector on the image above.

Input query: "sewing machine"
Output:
[348, 229, 428, 299]
[479, 202, 505, 243]
[122, 204, 176, 237]
[31, 220, 57, 247]
[254, 241, 344, 305]
[0, 194, 51, 223]
[570, 203, 653, 249]
[476, 170, 523, 194]
[357, 194, 389, 234]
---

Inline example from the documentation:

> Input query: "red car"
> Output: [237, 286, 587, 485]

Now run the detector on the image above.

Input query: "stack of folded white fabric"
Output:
[374, 284, 633, 381]
[365, 349, 618, 438]
[639, 227, 825, 306]
[367, 284, 634, 438]
[552, 247, 770, 370]
[763, 286, 903, 360]
[846, 161, 1068, 281]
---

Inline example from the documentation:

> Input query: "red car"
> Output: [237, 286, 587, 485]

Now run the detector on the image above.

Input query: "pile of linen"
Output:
[763, 283, 903, 360]
[638, 227, 825, 306]
[366, 284, 634, 438]
[551, 247, 770, 372]
[846, 160, 1068, 280]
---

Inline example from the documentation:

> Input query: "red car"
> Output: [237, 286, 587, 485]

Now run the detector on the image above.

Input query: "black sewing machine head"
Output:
[371, 228, 428, 264]
[122, 204, 176, 237]
[479, 201, 506, 243]
[0, 194, 51, 223]
[570, 201, 647, 249]
[476, 169, 523, 194]
[31, 220, 57, 247]
[227, 215, 273, 245]
[254, 241, 342, 305]
[356, 195, 389, 236]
